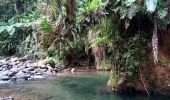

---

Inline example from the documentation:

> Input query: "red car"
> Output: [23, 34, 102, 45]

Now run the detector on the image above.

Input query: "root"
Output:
[139, 66, 150, 96]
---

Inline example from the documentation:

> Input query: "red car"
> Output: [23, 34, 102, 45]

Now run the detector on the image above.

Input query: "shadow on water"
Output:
[0, 72, 169, 100]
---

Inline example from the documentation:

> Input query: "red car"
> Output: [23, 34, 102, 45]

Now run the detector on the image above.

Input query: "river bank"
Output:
[0, 56, 67, 84]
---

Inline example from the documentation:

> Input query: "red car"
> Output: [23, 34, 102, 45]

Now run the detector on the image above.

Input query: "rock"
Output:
[10, 67, 19, 72]
[1, 70, 10, 76]
[15, 71, 25, 77]
[64, 68, 71, 72]
[71, 68, 75, 73]
[19, 55, 29, 62]
[54, 67, 64, 73]
[26, 63, 38, 68]
[1, 64, 8, 69]
[10, 57, 19, 62]
[36, 72, 42, 75]
[0, 67, 3, 71]
[0, 76, 10, 81]
[26, 67, 34, 71]
[40, 68, 48, 72]
[0, 59, 6, 63]
[30, 75, 45, 80]
[40, 65, 48, 69]
[8, 71, 18, 77]
[47, 65, 53, 72]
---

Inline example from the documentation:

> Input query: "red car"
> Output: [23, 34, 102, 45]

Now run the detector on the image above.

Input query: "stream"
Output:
[0, 72, 169, 100]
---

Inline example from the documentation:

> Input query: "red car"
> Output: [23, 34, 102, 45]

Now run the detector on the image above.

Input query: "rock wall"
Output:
[116, 26, 170, 95]
[134, 26, 170, 95]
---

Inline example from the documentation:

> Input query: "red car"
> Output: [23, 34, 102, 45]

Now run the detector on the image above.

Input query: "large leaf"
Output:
[145, 0, 158, 12]
[6, 25, 14, 33]
[14, 23, 23, 28]
[6, 25, 15, 35]
[0, 26, 6, 33]
[9, 28, 15, 35]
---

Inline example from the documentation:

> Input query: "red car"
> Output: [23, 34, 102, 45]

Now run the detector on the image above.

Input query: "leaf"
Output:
[125, 0, 136, 6]
[0, 22, 7, 26]
[6, 25, 14, 33]
[145, 0, 158, 12]
[14, 23, 23, 27]
[6, 25, 15, 35]
[158, 8, 168, 19]
[9, 28, 15, 35]
[0, 26, 6, 33]
[127, 5, 138, 19]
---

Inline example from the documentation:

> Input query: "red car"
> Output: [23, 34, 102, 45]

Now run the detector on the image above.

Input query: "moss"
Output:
[107, 70, 119, 88]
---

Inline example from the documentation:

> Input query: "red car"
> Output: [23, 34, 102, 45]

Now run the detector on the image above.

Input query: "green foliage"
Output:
[40, 19, 53, 34]
[85, 0, 102, 12]
[99, 59, 112, 71]
[145, 0, 158, 12]
[39, 56, 67, 67]
[107, 70, 119, 87]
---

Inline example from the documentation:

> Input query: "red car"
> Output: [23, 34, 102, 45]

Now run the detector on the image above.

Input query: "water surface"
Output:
[0, 72, 169, 100]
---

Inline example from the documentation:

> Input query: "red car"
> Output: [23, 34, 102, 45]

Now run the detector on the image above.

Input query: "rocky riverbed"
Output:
[0, 56, 64, 84]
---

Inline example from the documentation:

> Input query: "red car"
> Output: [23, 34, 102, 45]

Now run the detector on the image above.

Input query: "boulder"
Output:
[10, 57, 19, 62]
[30, 75, 45, 80]
[8, 70, 19, 77]
[0, 76, 10, 81]
[1, 70, 10, 76]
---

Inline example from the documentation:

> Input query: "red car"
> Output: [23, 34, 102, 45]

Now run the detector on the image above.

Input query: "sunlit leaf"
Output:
[145, 0, 158, 12]
[6, 25, 14, 33]
[0, 26, 6, 33]
[14, 23, 23, 27]
[8, 28, 15, 35]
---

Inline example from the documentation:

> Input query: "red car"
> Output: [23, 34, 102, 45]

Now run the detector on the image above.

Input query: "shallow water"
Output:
[0, 72, 169, 100]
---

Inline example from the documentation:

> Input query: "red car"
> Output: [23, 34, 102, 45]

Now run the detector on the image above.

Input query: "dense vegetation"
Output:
[0, 0, 170, 94]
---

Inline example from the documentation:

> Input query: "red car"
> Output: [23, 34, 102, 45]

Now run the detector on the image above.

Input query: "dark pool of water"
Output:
[0, 72, 169, 100]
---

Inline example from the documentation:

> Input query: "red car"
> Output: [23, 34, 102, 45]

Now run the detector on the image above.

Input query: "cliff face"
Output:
[134, 27, 170, 95]
[116, 26, 170, 95]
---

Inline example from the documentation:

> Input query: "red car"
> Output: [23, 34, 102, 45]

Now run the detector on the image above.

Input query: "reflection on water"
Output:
[0, 72, 169, 100]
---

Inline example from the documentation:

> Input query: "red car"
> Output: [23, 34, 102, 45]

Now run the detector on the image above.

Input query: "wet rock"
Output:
[8, 71, 18, 77]
[41, 68, 48, 72]
[26, 67, 34, 71]
[1, 70, 10, 76]
[0, 59, 6, 63]
[19, 55, 29, 62]
[1, 64, 8, 69]
[10, 67, 19, 72]
[36, 72, 42, 75]
[30, 75, 45, 80]
[0, 76, 10, 81]
[0, 67, 3, 71]
[15, 71, 25, 78]
[40, 65, 48, 69]
[10, 57, 19, 62]
[71, 68, 75, 73]
[27, 63, 38, 68]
